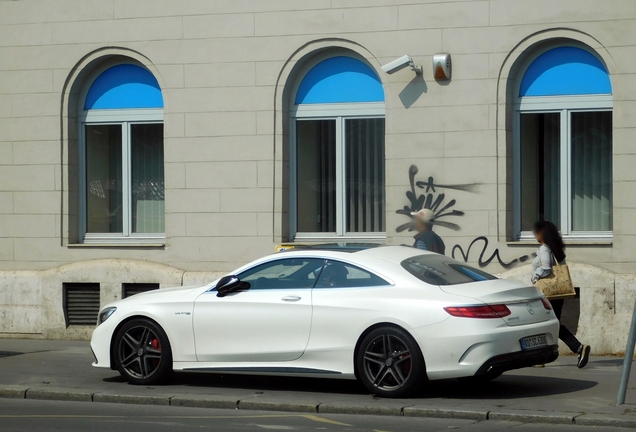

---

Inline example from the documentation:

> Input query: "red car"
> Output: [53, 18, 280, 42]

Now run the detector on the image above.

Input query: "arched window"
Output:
[79, 63, 164, 243]
[514, 45, 612, 239]
[291, 55, 385, 240]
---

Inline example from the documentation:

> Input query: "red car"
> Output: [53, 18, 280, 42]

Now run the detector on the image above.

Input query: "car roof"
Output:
[277, 245, 432, 263]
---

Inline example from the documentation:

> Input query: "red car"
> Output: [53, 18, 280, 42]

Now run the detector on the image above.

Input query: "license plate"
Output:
[520, 334, 548, 351]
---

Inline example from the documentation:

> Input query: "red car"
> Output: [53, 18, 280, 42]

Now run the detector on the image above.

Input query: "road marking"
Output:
[0, 413, 351, 426]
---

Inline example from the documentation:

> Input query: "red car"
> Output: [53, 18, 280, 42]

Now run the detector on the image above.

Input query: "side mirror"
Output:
[215, 275, 249, 297]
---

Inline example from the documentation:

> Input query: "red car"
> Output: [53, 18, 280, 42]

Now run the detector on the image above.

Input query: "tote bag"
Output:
[534, 253, 576, 300]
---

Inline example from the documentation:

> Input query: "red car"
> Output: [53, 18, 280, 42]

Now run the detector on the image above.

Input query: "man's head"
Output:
[411, 208, 435, 232]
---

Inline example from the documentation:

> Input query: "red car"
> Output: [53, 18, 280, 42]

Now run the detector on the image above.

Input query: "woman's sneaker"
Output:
[578, 345, 591, 369]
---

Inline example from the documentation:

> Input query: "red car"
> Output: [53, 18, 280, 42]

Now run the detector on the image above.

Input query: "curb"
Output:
[0, 385, 634, 428]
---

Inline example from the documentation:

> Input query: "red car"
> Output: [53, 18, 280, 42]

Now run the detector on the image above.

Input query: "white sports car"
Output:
[91, 246, 559, 397]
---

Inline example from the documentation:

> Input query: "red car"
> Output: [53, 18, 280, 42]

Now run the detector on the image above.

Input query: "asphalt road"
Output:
[0, 399, 633, 432]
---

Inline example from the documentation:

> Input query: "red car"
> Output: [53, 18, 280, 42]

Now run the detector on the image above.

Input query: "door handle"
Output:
[281, 295, 301, 302]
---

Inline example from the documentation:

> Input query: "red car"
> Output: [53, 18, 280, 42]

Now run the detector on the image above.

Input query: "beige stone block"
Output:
[168, 87, 272, 113]
[185, 63, 256, 88]
[257, 161, 273, 188]
[0, 192, 12, 213]
[442, 24, 542, 55]
[10, 93, 59, 118]
[615, 274, 636, 315]
[166, 189, 220, 213]
[0, 95, 10, 118]
[255, 61, 286, 87]
[0, 305, 41, 333]
[165, 135, 272, 163]
[185, 161, 258, 189]
[0, 116, 58, 142]
[0, 0, 112, 25]
[362, 29, 442, 60]
[0, 214, 56, 238]
[256, 111, 274, 136]
[613, 127, 636, 155]
[12, 141, 59, 165]
[166, 235, 273, 264]
[398, 1, 488, 30]
[0, 142, 12, 164]
[255, 6, 398, 36]
[257, 212, 273, 237]
[441, 79, 496, 106]
[489, 0, 636, 26]
[164, 113, 185, 139]
[444, 130, 496, 158]
[165, 162, 186, 189]
[114, 0, 331, 18]
[183, 14, 255, 39]
[577, 285, 616, 354]
[0, 238, 12, 260]
[185, 112, 256, 137]
[385, 132, 444, 160]
[185, 212, 258, 237]
[447, 53, 490, 81]
[0, 22, 52, 46]
[13, 191, 59, 214]
[165, 212, 186, 237]
[0, 165, 55, 191]
[0, 70, 53, 94]
[155, 64, 184, 89]
[391, 105, 489, 134]
[52, 17, 182, 44]
[615, 155, 636, 182]
[220, 188, 272, 212]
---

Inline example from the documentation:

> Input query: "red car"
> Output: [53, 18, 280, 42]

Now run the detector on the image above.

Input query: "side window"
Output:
[239, 258, 325, 290]
[315, 260, 390, 288]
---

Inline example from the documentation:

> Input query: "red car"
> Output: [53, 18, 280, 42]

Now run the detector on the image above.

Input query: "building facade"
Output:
[0, 0, 635, 352]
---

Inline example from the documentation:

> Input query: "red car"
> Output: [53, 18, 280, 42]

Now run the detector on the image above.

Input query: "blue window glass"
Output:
[84, 64, 163, 110]
[520, 47, 611, 97]
[295, 56, 384, 104]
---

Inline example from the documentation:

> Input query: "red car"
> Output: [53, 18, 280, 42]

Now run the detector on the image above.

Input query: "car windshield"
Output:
[401, 254, 498, 286]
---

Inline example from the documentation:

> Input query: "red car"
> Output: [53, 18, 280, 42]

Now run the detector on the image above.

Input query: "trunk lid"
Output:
[441, 279, 551, 326]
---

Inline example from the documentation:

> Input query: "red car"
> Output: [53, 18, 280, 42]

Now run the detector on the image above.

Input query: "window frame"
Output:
[79, 109, 165, 244]
[77, 61, 165, 245]
[512, 46, 613, 241]
[290, 105, 386, 241]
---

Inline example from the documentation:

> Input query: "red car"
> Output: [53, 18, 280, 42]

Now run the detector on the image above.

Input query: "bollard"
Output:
[617, 298, 636, 405]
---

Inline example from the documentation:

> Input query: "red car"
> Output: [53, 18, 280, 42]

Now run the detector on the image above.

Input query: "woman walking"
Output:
[531, 220, 591, 369]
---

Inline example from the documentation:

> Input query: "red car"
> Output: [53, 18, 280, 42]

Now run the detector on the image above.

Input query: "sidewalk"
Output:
[1, 338, 635, 427]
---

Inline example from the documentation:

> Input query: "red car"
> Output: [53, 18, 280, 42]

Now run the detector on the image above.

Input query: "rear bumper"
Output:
[475, 345, 559, 376]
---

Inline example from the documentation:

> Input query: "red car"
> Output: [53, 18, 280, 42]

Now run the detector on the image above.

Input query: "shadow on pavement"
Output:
[111, 371, 597, 399]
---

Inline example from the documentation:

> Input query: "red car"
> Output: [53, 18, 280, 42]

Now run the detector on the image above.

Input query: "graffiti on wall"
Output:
[396, 165, 532, 268]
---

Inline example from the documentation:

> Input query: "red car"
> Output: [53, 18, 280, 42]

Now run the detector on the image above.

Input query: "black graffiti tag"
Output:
[451, 236, 533, 269]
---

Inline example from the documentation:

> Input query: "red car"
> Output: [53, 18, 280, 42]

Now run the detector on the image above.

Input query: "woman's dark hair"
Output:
[533, 220, 566, 262]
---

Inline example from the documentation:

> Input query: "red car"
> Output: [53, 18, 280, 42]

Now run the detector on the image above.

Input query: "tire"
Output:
[113, 318, 173, 385]
[356, 326, 426, 398]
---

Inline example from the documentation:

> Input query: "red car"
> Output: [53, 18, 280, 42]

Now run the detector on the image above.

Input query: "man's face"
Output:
[413, 218, 426, 232]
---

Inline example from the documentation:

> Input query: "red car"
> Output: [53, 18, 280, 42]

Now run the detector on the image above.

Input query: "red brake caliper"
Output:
[150, 338, 161, 366]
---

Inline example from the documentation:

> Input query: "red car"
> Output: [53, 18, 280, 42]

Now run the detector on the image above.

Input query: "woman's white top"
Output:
[531, 244, 566, 283]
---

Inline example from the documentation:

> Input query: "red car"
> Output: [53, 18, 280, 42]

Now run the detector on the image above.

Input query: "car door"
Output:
[193, 257, 325, 363]
[309, 260, 393, 352]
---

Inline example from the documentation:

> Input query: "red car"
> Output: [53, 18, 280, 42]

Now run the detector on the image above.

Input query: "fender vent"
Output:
[122, 283, 160, 298]
[63, 283, 100, 326]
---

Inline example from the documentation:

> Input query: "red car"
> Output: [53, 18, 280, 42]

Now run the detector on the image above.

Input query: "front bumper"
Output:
[475, 345, 559, 376]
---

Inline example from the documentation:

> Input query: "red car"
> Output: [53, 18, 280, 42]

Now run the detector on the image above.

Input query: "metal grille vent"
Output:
[122, 283, 160, 298]
[63, 283, 100, 326]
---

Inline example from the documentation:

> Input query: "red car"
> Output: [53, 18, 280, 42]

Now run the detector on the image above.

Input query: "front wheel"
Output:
[356, 326, 426, 398]
[113, 318, 173, 385]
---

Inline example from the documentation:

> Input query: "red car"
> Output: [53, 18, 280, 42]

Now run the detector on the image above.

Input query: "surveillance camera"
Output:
[381, 55, 422, 75]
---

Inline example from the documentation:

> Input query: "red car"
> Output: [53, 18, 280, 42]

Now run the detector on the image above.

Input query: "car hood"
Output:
[115, 284, 209, 305]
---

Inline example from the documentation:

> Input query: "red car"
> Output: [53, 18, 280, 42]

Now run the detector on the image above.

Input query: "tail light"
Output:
[444, 304, 511, 319]
[541, 298, 553, 310]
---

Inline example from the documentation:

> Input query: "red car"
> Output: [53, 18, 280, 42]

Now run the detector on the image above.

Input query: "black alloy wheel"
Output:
[114, 318, 172, 385]
[356, 326, 426, 398]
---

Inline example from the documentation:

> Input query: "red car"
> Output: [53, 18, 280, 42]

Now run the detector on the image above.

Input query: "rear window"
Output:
[401, 254, 498, 286]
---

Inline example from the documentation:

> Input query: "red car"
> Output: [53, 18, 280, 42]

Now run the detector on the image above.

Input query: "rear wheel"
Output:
[113, 318, 172, 385]
[356, 326, 426, 398]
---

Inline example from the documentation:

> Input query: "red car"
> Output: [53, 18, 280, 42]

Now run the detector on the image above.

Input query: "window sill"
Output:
[507, 240, 612, 246]
[68, 243, 165, 248]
